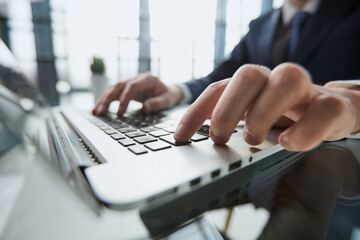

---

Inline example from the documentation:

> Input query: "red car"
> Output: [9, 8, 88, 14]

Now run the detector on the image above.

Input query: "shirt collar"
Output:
[282, 0, 321, 25]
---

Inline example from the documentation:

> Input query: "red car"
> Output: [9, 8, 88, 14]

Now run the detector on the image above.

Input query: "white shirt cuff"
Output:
[176, 83, 193, 104]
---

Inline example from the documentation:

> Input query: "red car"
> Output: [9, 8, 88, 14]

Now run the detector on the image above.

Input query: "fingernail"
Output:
[279, 134, 295, 151]
[174, 123, 185, 141]
[243, 129, 258, 145]
[210, 128, 227, 144]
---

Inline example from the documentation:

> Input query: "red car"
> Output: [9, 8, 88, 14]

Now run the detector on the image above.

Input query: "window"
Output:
[6, 0, 37, 84]
[56, 0, 269, 88]
[5, 0, 281, 90]
[58, 0, 139, 89]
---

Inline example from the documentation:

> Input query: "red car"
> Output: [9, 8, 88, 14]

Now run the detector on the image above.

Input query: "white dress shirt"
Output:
[282, 0, 321, 25]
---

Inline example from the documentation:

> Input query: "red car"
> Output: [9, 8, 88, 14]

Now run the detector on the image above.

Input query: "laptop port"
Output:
[229, 160, 242, 171]
[211, 169, 220, 179]
[190, 177, 201, 187]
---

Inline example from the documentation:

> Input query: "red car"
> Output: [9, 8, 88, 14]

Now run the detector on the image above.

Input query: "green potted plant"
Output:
[90, 56, 109, 102]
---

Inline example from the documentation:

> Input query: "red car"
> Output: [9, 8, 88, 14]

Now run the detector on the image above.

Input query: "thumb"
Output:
[143, 93, 176, 113]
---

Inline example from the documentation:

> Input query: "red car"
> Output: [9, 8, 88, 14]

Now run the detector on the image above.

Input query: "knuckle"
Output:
[233, 64, 268, 85]
[131, 80, 141, 89]
[206, 80, 225, 94]
[143, 72, 156, 82]
[126, 81, 137, 91]
[114, 82, 122, 89]
[206, 82, 220, 93]
[271, 63, 310, 91]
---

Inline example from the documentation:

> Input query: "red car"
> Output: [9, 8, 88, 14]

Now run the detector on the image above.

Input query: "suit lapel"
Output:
[257, 9, 281, 68]
[293, 0, 358, 63]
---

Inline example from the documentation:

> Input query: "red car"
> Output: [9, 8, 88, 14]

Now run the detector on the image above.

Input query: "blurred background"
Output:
[0, 0, 284, 105]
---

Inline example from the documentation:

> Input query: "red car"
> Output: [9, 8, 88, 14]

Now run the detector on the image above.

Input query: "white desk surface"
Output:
[0, 92, 268, 240]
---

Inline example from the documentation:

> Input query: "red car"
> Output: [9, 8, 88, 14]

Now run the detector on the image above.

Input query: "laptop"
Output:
[0, 39, 304, 211]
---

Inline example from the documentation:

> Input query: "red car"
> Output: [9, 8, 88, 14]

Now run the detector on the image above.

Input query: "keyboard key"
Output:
[134, 135, 158, 144]
[197, 125, 210, 136]
[154, 123, 171, 129]
[140, 126, 159, 133]
[145, 141, 171, 151]
[125, 131, 146, 138]
[163, 126, 177, 133]
[128, 145, 148, 155]
[99, 125, 112, 130]
[149, 130, 170, 137]
[160, 135, 191, 146]
[130, 119, 143, 127]
[190, 133, 208, 142]
[109, 122, 128, 129]
[118, 138, 135, 147]
[111, 133, 125, 140]
[104, 129, 117, 135]
[118, 127, 137, 133]
[197, 124, 237, 137]
[92, 120, 102, 125]
[140, 122, 150, 127]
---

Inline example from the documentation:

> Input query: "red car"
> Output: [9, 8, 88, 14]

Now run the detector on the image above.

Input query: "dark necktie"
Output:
[287, 11, 310, 60]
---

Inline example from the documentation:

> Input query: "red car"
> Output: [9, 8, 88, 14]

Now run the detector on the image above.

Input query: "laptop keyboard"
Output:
[0, 65, 48, 106]
[86, 111, 210, 155]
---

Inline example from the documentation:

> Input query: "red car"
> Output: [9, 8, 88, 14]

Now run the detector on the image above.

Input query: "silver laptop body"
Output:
[0, 39, 301, 210]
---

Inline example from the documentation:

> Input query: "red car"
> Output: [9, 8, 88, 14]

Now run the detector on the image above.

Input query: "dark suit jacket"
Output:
[185, 0, 360, 101]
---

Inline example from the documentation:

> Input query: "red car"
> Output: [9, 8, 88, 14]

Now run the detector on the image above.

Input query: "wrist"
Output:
[168, 84, 184, 105]
[324, 83, 360, 134]
[349, 91, 360, 134]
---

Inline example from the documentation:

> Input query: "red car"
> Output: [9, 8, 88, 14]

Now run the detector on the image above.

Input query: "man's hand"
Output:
[92, 72, 183, 115]
[174, 63, 360, 151]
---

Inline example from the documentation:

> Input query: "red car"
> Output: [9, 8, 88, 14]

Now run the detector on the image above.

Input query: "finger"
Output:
[117, 81, 142, 115]
[117, 74, 166, 115]
[174, 79, 230, 142]
[210, 65, 271, 144]
[142, 92, 176, 113]
[243, 63, 314, 145]
[279, 94, 354, 151]
[92, 83, 125, 115]
[325, 81, 360, 91]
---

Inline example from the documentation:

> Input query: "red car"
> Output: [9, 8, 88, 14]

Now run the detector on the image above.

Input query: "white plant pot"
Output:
[91, 73, 109, 103]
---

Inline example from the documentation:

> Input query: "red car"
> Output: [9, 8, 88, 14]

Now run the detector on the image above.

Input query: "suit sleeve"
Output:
[184, 34, 250, 102]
